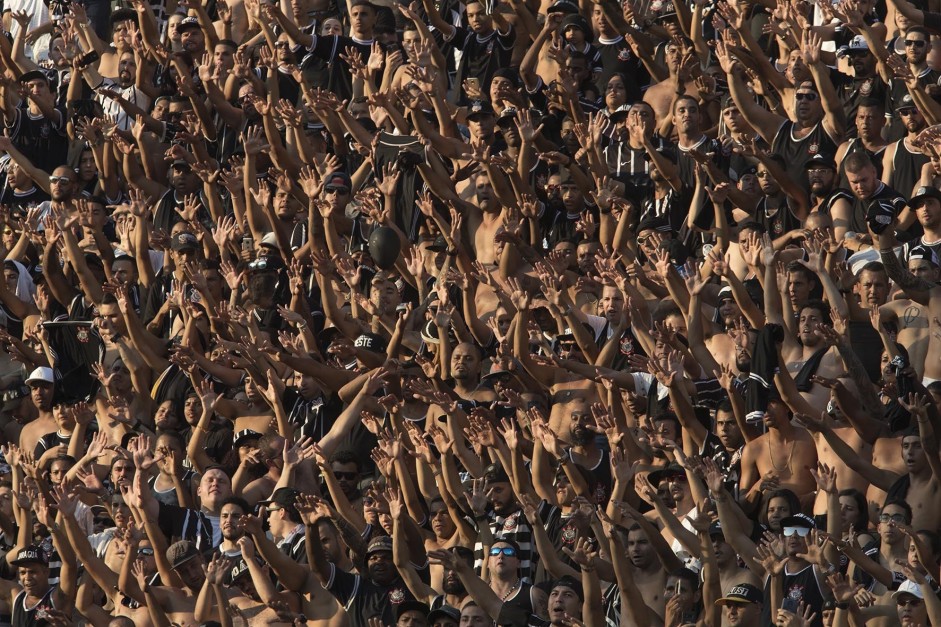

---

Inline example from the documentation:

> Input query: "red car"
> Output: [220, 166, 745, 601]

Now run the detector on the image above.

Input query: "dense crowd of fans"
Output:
[3, 0, 941, 624]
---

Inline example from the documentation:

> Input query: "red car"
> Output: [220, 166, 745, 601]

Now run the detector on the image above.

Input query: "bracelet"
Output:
[835, 602, 849, 610]
[297, 322, 308, 329]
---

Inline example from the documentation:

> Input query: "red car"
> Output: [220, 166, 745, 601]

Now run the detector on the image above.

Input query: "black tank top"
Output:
[760, 564, 826, 627]
[12, 587, 55, 627]
[771, 121, 838, 195]
[890, 139, 930, 198]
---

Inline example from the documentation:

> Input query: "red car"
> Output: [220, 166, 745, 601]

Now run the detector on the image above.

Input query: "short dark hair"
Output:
[799, 299, 832, 327]
[837, 488, 869, 533]
[844, 152, 877, 175]
[221, 496, 251, 515]
[785, 261, 817, 285]
[330, 449, 361, 471]
[860, 261, 889, 282]
[882, 499, 913, 524]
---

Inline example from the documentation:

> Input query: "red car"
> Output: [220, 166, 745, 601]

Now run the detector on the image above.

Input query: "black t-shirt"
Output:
[326, 564, 426, 627]
[449, 26, 516, 101]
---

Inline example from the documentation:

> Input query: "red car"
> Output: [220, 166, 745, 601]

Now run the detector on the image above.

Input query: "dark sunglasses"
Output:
[334, 471, 358, 480]
[905, 39, 928, 48]
[137, 548, 155, 556]
[795, 92, 818, 102]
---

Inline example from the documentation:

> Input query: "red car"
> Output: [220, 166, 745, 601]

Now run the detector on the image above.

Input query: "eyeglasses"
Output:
[783, 526, 811, 537]
[137, 548, 155, 556]
[756, 171, 772, 178]
[334, 471, 358, 480]
[325, 187, 349, 196]
[879, 513, 907, 524]
[899, 108, 920, 117]
[905, 39, 928, 48]
[795, 92, 818, 102]
[49, 176, 71, 184]
[238, 94, 256, 103]
[489, 547, 517, 557]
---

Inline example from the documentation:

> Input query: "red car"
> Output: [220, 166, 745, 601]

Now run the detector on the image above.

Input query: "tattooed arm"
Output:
[880, 248, 936, 305]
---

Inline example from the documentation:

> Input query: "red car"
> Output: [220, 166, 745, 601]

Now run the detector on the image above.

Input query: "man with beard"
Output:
[177, 17, 207, 60]
[724, 36, 843, 196]
[902, 186, 941, 264]
[883, 95, 930, 197]
[19, 367, 57, 455]
[83, 49, 150, 132]
[805, 155, 854, 218]
[835, 152, 908, 247]
[426, 343, 496, 427]
[393, 503, 470, 609]
[834, 37, 888, 137]
[215, 497, 249, 558]
[559, 400, 609, 504]
[308, 531, 422, 627]
[836, 99, 887, 186]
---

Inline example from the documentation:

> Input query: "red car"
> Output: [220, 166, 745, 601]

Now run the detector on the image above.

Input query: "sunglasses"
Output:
[899, 108, 919, 117]
[49, 176, 71, 184]
[795, 92, 818, 102]
[905, 39, 928, 48]
[783, 526, 811, 537]
[879, 513, 907, 524]
[489, 547, 517, 557]
[334, 471, 358, 480]
[137, 548, 155, 556]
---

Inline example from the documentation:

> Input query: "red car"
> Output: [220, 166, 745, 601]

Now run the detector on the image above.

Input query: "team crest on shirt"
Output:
[561, 526, 577, 544]
[486, 41, 494, 55]
[503, 512, 519, 532]
[773, 220, 783, 235]
[809, 143, 819, 154]
[40, 123, 50, 139]
[619, 336, 634, 355]
[860, 79, 873, 96]
[618, 48, 632, 61]
[76, 327, 89, 343]
[389, 588, 406, 604]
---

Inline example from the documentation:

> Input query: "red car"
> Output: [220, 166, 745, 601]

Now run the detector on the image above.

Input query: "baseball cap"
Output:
[552, 575, 584, 601]
[365, 536, 393, 556]
[166, 540, 201, 568]
[837, 35, 869, 57]
[233, 429, 261, 448]
[893, 579, 925, 601]
[11, 545, 48, 566]
[466, 100, 496, 121]
[395, 601, 430, 622]
[607, 104, 632, 123]
[908, 244, 939, 267]
[171, 232, 199, 252]
[715, 583, 763, 606]
[647, 464, 685, 487]
[780, 513, 816, 529]
[804, 153, 836, 171]
[258, 487, 301, 518]
[25, 367, 55, 386]
[354, 332, 387, 353]
[260, 232, 279, 248]
[178, 16, 201, 30]
[228, 558, 251, 584]
[427, 606, 461, 625]
[484, 462, 510, 484]
[867, 198, 899, 235]
[324, 171, 352, 192]
[910, 185, 941, 208]
[547, 0, 579, 13]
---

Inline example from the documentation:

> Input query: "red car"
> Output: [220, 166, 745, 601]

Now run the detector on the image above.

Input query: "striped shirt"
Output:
[157, 503, 217, 551]
[473, 508, 538, 582]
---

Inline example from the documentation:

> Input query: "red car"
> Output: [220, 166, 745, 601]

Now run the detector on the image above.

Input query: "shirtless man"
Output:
[19, 367, 57, 455]
[879, 246, 938, 379]
[513, 298, 599, 436]
[738, 398, 818, 509]
[878, 196, 941, 386]
[426, 342, 498, 430]
[642, 38, 700, 123]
